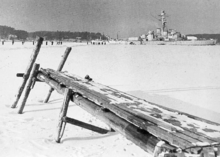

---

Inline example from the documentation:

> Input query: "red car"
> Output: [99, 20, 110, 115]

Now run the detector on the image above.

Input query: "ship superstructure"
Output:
[136, 11, 217, 45]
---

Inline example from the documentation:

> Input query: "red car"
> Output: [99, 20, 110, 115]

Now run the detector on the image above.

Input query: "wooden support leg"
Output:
[18, 64, 40, 114]
[217, 146, 220, 157]
[56, 47, 72, 72]
[56, 88, 71, 143]
[43, 88, 54, 103]
[44, 47, 72, 103]
[11, 37, 43, 108]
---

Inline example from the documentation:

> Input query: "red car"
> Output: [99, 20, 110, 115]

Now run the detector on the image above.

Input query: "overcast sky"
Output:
[0, 0, 220, 38]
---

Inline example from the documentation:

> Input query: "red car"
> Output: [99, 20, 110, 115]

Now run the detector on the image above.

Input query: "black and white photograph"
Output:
[0, 0, 220, 156]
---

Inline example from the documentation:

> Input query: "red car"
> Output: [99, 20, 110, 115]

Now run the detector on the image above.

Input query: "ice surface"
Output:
[1, 42, 220, 156]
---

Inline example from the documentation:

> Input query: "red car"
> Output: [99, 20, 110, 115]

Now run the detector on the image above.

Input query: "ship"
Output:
[136, 11, 217, 46]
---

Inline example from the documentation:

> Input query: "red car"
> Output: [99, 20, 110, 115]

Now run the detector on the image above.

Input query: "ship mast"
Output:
[159, 10, 167, 33]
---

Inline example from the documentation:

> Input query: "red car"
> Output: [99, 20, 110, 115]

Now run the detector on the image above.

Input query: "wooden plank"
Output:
[40, 69, 220, 147]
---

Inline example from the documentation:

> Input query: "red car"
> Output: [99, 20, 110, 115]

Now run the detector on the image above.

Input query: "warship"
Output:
[138, 11, 217, 46]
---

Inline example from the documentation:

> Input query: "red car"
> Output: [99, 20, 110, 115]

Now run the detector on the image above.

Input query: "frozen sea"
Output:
[0, 41, 220, 157]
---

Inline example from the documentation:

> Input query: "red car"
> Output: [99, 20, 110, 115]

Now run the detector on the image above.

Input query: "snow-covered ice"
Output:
[0, 42, 220, 156]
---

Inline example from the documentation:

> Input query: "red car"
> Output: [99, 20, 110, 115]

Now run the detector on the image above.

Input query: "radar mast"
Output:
[159, 10, 167, 33]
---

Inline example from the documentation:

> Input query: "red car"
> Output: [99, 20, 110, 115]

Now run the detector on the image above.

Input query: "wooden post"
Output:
[44, 88, 54, 103]
[44, 47, 72, 103]
[56, 88, 71, 143]
[57, 47, 72, 72]
[18, 64, 40, 114]
[11, 37, 43, 108]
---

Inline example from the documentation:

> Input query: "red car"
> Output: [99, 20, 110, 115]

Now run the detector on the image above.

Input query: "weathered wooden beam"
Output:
[62, 117, 111, 134]
[43, 70, 179, 133]
[37, 72, 65, 95]
[39, 69, 220, 150]
[37, 71, 175, 153]
[18, 63, 40, 114]
[71, 94, 175, 154]
[56, 88, 71, 143]
[44, 47, 72, 103]
[36, 71, 192, 148]
[37, 70, 195, 147]
[30, 72, 220, 155]
[11, 37, 43, 108]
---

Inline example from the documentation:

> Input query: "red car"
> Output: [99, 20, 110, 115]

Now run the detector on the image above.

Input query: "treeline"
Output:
[0, 25, 108, 41]
[0, 26, 28, 40]
[187, 34, 220, 43]
[29, 31, 108, 40]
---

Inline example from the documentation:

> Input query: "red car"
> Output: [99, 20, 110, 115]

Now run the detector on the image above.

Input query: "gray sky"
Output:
[0, 0, 220, 38]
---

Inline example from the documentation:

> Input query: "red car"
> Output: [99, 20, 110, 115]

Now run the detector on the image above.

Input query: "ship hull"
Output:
[141, 39, 217, 46]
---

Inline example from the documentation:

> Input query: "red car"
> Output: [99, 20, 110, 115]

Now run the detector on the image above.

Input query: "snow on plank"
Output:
[40, 68, 220, 149]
